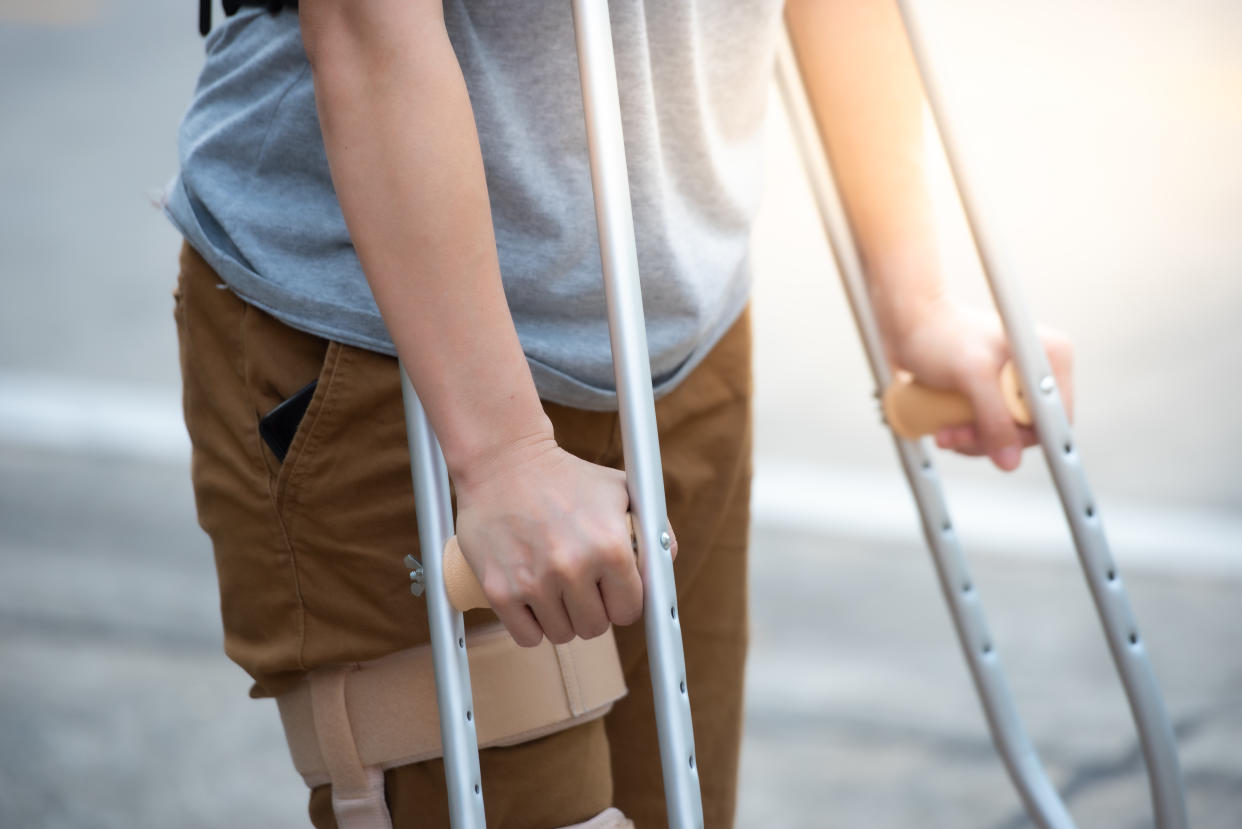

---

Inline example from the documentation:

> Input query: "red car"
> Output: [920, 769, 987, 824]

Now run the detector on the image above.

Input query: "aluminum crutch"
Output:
[399, 1, 704, 826]
[777, 10, 1187, 828]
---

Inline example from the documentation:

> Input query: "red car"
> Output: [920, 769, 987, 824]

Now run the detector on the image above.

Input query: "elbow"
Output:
[300, 0, 446, 73]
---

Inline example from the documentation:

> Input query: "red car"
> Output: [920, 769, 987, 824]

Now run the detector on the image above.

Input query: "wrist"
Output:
[875, 282, 949, 365]
[444, 412, 557, 496]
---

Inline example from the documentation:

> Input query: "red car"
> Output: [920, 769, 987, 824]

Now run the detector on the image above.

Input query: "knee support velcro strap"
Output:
[560, 807, 636, 828]
[276, 623, 627, 793]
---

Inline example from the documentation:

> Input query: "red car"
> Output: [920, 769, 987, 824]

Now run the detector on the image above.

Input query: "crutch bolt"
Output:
[659, 531, 671, 550]
[1039, 375, 1055, 394]
[404, 554, 426, 597]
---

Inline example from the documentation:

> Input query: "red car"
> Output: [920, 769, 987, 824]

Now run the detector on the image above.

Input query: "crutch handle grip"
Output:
[441, 515, 639, 613]
[442, 536, 490, 612]
[882, 360, 1031, 440]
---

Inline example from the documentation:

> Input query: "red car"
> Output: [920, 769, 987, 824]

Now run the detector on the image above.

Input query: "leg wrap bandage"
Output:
[277, 623, 627, 828]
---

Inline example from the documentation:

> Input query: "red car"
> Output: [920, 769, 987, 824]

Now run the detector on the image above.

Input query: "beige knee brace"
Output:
[276, 623, 628, 829]
[562, 807, 635, 829]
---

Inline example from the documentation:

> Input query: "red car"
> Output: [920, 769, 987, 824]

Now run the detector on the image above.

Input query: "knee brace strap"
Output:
[276, 623, 627, 793]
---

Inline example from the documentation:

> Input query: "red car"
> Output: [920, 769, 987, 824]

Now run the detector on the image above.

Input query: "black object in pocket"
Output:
[259, 380, 318, 462]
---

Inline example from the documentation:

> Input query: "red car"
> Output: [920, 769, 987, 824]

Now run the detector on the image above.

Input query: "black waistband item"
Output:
[199, 0, 298, 37]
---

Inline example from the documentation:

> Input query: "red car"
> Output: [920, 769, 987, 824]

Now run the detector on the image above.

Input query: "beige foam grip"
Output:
[881, 361, 1031, 440]
[443, 515, 637, 613]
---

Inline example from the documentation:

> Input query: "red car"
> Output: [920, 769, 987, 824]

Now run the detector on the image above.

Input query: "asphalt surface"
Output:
[1, 0, 1239, 827]
[1, 446, 1239, 827]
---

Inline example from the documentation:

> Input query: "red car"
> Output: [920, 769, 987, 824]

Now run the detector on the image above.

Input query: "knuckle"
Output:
[958, 348, 998, 383]
[482, 573, 512, 603]
[598, 533, 634, 569]
[548, 548, 586, 584]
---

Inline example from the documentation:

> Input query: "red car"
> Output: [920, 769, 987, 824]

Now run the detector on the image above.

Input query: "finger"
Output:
[667, 524, 679, 562]
[937, 425, 985, 455]
[599, 559, 644, 627]
[491, 599, 545, 648]
[561, 581, 611, 640]
[959, 355, 1024, 471]
[528, 593, 576, 645]
[949, 425, 975, 451]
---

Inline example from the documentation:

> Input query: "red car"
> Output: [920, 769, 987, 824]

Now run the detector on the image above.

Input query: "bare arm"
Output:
[300, 0, 547, 482]
[300, 0, 642, 643]
[785, 0, 1072, 470]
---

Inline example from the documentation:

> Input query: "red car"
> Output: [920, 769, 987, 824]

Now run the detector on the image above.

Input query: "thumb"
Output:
[961, 357, 1024, 471]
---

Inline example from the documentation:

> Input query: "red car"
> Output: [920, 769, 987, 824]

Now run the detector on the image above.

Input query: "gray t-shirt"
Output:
[166, 2, 781, 410]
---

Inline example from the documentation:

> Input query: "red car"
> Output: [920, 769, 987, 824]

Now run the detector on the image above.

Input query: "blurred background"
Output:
[1, 1, 1238, 827]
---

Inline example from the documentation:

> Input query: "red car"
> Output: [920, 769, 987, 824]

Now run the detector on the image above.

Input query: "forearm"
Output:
[301, 0, 551, 487]
[785, 0, 944, 360]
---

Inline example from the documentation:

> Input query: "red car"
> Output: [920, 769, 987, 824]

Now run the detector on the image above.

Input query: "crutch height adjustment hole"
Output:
[474, 784, 481, 795]
[1063, 442, 1073, 455]
[1085, 504, 1096, 518]
[689, 754, 695, 770]
[921, 459, 931, 470]
[1129, 632, 1139, 645]
[1107, 569, 1117, 582]
[982, 643, 993, 655]
[961, 581, 972, 594]
[680, 680, 686, 694]
[466, 709, 473, 722]
[670, 606, 677, 620]
[941, 520, 952, 533]
[458, 637, 464, 649]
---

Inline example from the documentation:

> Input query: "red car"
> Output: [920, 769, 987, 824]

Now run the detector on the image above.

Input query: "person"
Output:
[168, 1, 1073, 826]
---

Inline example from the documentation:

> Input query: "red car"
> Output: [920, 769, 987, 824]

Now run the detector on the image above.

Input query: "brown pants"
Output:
[173, 242, 752, 828]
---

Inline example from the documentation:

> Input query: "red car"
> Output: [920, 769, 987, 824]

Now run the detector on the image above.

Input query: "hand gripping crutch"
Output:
[776, 10, 1187, 829]
[398, 2, 704, 827]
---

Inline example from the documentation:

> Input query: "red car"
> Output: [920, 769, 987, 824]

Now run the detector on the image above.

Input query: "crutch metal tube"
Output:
[775, 30, 1073, 829]
[572, 1, 704, 826]
[400, 370, 486, 828]
[893, 5, 1188, 827]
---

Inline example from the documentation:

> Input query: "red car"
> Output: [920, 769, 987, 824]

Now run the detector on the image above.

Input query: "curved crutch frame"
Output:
[398, 1, 704, 827]
[776, 9, 1187, 828]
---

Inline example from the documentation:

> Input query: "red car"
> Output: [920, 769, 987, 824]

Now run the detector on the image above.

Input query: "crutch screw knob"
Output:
[659, 531, 671, 550]
[1039, 375, 1055, 394]
[404, 554, 426, 597]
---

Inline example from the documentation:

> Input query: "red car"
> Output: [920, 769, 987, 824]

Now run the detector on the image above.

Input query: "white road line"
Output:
[2, 372, 1239, 576]
[753, 461, 1242, 578]
[0, 372, 189, 462]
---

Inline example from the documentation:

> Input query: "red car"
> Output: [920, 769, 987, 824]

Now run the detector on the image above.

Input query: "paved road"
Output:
[1, 447, 1239, 827]
[1, 1, 1239, 827]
